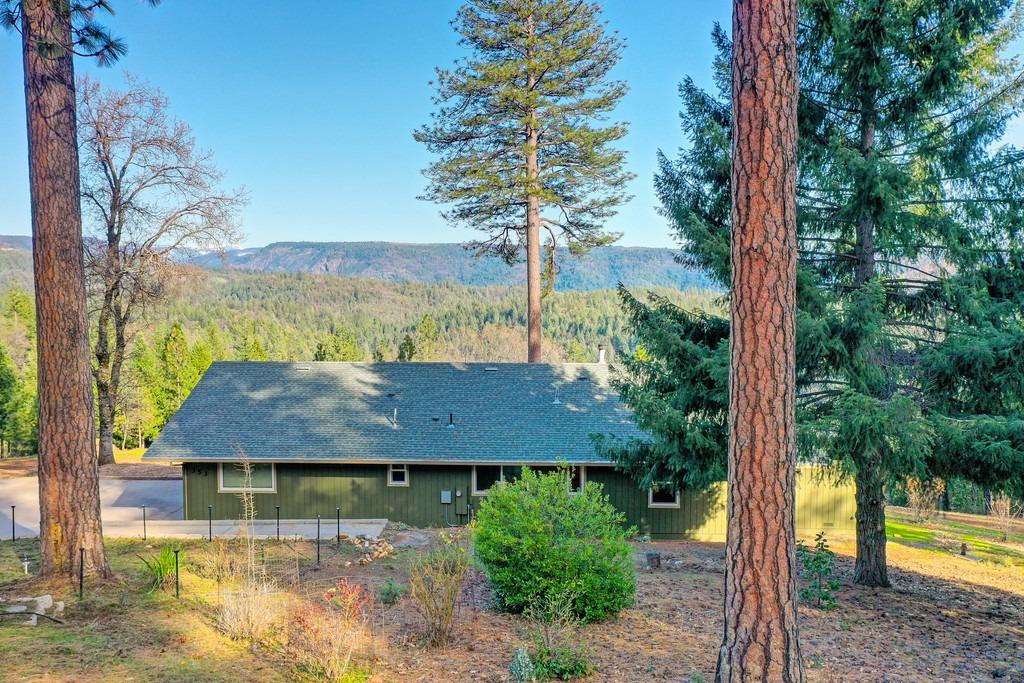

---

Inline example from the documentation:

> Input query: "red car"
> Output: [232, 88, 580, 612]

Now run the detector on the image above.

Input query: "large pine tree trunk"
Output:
[851, 97, 890, 587]
[524, 12, 542, 364]
[716, 0, 803, 680]
[21, 0, 109, 577]
[525, 189, 542, 363]
[853, 459, 890, 587]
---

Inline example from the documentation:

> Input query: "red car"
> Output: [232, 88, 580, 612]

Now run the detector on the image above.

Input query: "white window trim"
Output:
[471, 465, 505, 496]
[648, 486, 681, 509]
[388, 463, 410, 487]
[218, 462, 276, 494]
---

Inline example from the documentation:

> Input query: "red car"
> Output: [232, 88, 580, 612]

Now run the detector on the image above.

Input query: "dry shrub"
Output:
[217, 459, 285, 642]
[217, 577, 283, 642]
[192, 537, 244, 582]
[408, 531, 469, 647]
[289, 579, 373, 681]
[989, 494, 1023, 542]
[906, 477, 944, 520]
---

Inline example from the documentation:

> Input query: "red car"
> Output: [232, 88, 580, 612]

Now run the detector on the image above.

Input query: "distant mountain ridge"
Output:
[0, 236, 708, 291]
[192, 240, 708, 290]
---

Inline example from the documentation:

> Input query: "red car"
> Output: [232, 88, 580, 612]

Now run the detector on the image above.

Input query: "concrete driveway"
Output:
[0, 477, 183, 539]
[0, 477, 386, 540]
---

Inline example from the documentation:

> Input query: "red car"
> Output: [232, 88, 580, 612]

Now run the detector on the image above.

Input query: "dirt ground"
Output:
[360, 534, 1024, 682]
[0, 454, 180, 480]
[1, 513, 1022, 683]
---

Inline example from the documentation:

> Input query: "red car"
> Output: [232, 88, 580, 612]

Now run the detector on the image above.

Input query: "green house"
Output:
[143, 361, 855, 539]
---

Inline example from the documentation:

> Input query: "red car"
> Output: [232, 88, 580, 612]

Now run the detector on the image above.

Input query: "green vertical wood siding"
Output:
[184, 462, 476, 528]
[183, 463, 855, 540]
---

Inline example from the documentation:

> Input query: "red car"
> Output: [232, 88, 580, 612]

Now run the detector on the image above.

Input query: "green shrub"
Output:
[526, 592, 595, 680]
[533, 647, 595, 681]
[377, 578, 406, 606]
[473, 467, 635, 622]
[796, 532, 840, 610]
[138, 546, 179, 593]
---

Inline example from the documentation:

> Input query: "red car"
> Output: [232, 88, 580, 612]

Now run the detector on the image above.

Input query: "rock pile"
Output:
[338, 534, 395, 567]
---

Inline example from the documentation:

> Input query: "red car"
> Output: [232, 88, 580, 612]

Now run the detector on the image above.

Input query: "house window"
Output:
[472, 465, 504, 495]
[218, 463, 276, 493]
[388, 464, 409, 487]
[569, 466, 586, 494]
[527, 465, 585, 493]
[648, 485, 680, 509]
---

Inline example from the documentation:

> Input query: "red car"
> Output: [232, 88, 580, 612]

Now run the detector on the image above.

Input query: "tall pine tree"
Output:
[416, 0, 633, 362]
[606, 1, 1024, 588]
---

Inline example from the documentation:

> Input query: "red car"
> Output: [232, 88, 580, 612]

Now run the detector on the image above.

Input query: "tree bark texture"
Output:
[717, 0, 803, 680]
[525, 142, 543, 364]
[524, 11, 542, 363]
[850, 101, 891, 587]
[853, 459, 890, 587]
[94, 263, 127, 467]
[21, 0, 109, 577]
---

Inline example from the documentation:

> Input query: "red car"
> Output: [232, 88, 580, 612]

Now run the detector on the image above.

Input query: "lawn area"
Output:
[1, 515, 1022, 682]
[113, 448, 148, 464]
[887, 507, 1024, 567]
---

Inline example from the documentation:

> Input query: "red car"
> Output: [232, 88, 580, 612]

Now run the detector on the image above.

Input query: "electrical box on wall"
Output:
[440, 490, 452, 505]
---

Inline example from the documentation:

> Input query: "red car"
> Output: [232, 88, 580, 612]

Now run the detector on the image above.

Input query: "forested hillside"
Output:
[0, 250, 716, 453]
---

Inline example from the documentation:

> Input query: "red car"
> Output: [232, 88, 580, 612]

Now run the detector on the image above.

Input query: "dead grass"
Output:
[1, 515, 1022, 682]
[0, 451, 180, 480]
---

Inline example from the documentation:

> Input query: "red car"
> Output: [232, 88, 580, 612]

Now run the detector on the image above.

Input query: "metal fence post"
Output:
[275, 505, 280, 541]
[142, 505, 147, 541]
[336, 507, 340, 544]
[208, 505, 213, 541]
[173, 548, 180, 599]
[316, 514, 321, 566]
[78, 547, 85, 600]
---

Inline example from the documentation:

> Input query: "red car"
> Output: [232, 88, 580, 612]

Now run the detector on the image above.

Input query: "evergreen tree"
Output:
[415, 314, 441, 361]
[371, 343, 390, 363]
[397, 334, 417, 362]
[608, 2, 1024, 588]
[204, 324, 230, 361]
[159, 323, 197, 418]
[131, 337, 164, 438]
[1, 374, 37, 455]
[239, 336, 269, 361]
[313, 325, 364, 361]
[189, 337, 214, 378]
[0, 338, 18, 453]
[3, 286, 34, 339]
[416, 0, 633, 362]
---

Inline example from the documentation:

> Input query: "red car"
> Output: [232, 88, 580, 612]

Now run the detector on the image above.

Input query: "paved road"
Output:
[0, 478, 385, 540]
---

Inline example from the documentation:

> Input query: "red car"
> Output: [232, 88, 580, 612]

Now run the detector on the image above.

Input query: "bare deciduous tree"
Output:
[989, 494, 1023, 543]
[78, 75, 244, 465]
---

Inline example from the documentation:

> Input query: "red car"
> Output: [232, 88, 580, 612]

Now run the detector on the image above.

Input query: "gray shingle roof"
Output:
[143, 361, 647, 464]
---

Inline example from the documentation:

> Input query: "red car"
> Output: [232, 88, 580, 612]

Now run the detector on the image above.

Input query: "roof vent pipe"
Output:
[391, 408, 398, 428]
[447, 412, 455, 429]
[597, 344, 607, 364]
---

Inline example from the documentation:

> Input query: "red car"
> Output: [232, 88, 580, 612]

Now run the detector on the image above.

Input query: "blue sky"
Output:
[0, 1, 732, 249]
[1, 2, 1021, 249]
